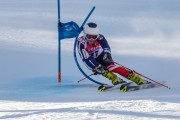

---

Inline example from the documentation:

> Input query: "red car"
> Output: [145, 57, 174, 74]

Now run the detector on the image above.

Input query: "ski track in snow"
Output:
[0, 100, 180, 120]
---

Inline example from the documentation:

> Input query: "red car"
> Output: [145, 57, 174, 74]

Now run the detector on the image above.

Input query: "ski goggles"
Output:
[85, 34, 98, 41]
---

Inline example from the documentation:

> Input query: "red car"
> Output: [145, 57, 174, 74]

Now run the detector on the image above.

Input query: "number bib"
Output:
[85, 41, 103, 58]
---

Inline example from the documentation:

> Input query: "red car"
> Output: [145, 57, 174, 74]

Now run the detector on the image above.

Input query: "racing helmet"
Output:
[83, 22, 99, 41]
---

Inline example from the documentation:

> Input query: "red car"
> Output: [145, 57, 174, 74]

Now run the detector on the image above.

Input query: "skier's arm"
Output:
[77, 41, 100, 71]
[98, 34, 111, 54]
[98, 35, 113, 63]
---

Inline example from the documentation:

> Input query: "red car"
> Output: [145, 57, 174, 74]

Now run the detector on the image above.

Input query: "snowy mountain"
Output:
[0, 0, 180, 119]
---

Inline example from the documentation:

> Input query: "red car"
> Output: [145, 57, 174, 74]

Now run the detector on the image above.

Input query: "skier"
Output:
[77, 22, 148, 86]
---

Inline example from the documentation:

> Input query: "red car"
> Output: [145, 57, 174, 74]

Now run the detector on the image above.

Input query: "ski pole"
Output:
[114, 62, 170, 89]
[133, 71, 170, 89]
[77, 73, 94, 83]
[114, 62, 131, 70]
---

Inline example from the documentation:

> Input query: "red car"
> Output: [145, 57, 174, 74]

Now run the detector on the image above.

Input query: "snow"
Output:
[0, 100, 180, 120]
[0, 0, 180, 120]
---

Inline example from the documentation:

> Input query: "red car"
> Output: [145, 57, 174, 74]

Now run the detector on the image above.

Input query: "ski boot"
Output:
[127, 72, 148, 85]
[103, 70, 123, 85]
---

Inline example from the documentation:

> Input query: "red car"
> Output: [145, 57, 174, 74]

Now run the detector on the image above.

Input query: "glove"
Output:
[103, 52, 112, 63]
[93, 65, 106, 75]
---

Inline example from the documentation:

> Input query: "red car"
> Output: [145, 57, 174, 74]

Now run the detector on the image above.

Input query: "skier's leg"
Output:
[102, 70, 124, 85]
[127, 71, 148, 85]
[97, 52, 147, 85]
[96, 53, 123, 85]
[107, 63, 147, 85]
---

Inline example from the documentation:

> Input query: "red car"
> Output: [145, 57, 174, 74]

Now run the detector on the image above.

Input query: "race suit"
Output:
[77, 34, 131, 78]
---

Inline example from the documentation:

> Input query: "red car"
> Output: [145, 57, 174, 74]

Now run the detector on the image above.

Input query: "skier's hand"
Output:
[103, 52, 112, 63]
[93, 65, 106, 75]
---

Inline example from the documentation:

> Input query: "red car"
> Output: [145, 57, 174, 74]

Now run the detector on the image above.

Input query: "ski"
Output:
[98, 80, 128, 92]
[120, 81, 163, 92]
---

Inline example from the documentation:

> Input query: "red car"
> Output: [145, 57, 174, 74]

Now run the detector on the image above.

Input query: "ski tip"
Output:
[120, 85, 127, 92]
[98, 85, 106, 92]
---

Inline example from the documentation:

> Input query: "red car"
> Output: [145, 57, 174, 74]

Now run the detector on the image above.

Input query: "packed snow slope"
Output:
[0, 0, 180, 120]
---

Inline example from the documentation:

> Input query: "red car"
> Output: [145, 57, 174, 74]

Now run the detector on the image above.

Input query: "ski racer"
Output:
[77, 22, 148, 86]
